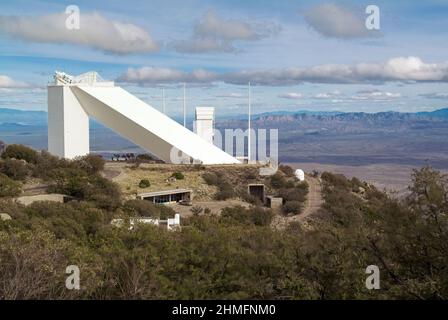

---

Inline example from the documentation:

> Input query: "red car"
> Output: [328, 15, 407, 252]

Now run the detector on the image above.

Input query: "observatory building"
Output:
[47, 71, 239, 165]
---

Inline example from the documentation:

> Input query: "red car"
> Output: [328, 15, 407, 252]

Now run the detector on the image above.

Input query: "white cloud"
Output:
[171, 10, 280, 53]
[312, 91, 343, 99]
[0, 12, 158, 54]
[278, 92, 303, 99]
[351, 89, 401, 101]
[119, 57, 448, 86]
[118, 67, 216, 85]
[0, 75, 28, 88]
[303, 3, 379, 39]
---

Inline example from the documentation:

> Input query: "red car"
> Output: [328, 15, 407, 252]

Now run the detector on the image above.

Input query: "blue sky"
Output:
[0, 0, 447, 116]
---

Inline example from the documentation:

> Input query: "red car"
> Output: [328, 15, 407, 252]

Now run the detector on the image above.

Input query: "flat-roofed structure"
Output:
[137, 189, 193, 204]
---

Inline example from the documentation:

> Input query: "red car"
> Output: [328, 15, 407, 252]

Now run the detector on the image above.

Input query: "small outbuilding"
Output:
[266, 196, 283, 209]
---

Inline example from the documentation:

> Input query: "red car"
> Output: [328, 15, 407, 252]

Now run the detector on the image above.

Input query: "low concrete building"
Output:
[137, 189, 193, 205]
[266, 196, 283, 209]
[16, 194, 73, 206]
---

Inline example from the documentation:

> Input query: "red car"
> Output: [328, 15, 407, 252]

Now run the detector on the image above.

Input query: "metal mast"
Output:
[183, 83, 186, 127]
[162, 88, 166, 114]
[248, 82, 251, 163]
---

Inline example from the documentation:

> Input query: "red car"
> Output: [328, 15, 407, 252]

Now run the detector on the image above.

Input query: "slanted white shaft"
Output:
[48, 72, 239, 164]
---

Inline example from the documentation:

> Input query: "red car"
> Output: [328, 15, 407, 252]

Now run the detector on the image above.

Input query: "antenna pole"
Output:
[248, 82, 251, 163]
[183, 83, 186, 127]
[162, 88, 166, 114]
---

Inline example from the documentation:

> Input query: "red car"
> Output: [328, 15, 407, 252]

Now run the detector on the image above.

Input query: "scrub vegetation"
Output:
[0, 144, 447, 299]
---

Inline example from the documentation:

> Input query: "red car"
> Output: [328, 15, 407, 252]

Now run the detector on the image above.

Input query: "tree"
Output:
[0, 159, 29, 181]
[1, 144, 38, 164]
[0, 173, 21, 197]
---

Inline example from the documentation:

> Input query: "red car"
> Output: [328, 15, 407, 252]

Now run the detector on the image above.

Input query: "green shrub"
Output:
[0, 173, 21, 197]
[123, 199, 160, 217]
[0, 159, 29, 181]
[171, 172, 185, 180]
[202, 172, 219, 185]
[283, 200, 303, 215]
[279, 165, 294, 177]
[1, 144, 38, 164]
[139, 179, 151, 188]
[270, 172, 288, 189]
[190, 206, 203, 216]
[76, 154, 105, 174]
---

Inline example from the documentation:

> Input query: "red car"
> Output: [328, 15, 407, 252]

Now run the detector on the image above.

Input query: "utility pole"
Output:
[183, 83, 186, 127]
[162, 87, 166, 114]
[248, 82, 251, 163]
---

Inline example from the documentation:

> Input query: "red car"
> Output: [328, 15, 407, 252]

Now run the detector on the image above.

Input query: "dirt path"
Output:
[271, 176, 323, 229]
[299, 176, 323, 222]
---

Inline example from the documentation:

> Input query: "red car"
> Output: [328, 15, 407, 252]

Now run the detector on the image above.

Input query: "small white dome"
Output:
[295, 169, 305, 181]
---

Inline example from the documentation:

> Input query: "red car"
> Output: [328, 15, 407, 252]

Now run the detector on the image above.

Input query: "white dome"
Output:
[295, 169, 305, 181]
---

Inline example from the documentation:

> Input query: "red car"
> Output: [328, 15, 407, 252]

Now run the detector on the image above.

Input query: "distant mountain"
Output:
[417, 108, 448, 119]
[0, 108, 47, 125]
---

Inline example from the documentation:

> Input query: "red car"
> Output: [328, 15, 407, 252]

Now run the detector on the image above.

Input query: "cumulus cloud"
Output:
[171, 10, 280, 53]
[0, 75, 28, 88]
[351, 89, 401, 101]
[0, 12, 158, 54]
[119, 57, 448, 86]
[419, 92, 448, 99]
[303, 3, 378, 39]
[278, 93, 303, 99]
[312, 91, 343, 99]
[118, 67, 217, 85]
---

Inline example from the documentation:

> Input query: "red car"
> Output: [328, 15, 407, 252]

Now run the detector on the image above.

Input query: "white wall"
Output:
[48, 86, 89, 159]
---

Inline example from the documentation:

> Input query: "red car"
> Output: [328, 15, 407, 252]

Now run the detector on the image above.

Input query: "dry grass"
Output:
[108, 163, 267, 201]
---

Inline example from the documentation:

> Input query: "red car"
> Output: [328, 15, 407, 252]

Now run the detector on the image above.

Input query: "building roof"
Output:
[138, 189, 192, 198]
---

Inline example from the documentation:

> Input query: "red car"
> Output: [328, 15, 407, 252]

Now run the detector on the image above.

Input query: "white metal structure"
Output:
[48, 71, 239, 164]
[194, 107, 215, 144]
[295, 169, 305, 182]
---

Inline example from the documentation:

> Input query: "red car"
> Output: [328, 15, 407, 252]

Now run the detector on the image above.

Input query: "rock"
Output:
[0, 213, 12, 221]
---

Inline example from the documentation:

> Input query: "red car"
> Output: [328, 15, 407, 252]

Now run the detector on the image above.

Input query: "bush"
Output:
[283, 200, 303, 215]
[1, 144, 38, 164]
[171, 172, 184, 180]
[279, 165, 294, 177]
[139, 179, 151, 188]
[0, 173, 21, 197]
[0, 159, 29, 181]
[202, 172, 219, 185]
[190, 206, 203, 216]
[77, 154, 105, 174]
[270, 172, 288, 189]
[123, 199, 161, 218]
[221, 205, 272, 226]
